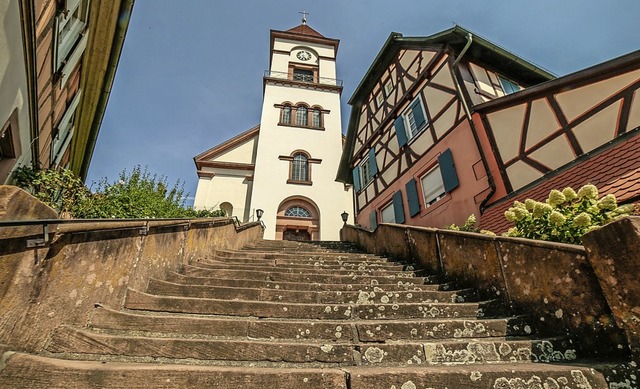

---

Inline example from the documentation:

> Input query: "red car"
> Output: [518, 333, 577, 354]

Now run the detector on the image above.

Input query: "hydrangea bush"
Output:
[446, 214, 496, 236]
[503, 184, 632, 244]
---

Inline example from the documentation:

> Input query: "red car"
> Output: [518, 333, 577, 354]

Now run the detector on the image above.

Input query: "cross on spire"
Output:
[299, 10, 309, 25]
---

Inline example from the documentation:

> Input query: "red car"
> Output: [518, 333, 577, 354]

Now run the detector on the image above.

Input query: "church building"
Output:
[193, 18, 352, 241]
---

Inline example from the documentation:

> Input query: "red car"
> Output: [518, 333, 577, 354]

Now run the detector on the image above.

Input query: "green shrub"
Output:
[12, 165, 88, 215]
[503, 184, 632, 244]
[13, 164, 226, 219]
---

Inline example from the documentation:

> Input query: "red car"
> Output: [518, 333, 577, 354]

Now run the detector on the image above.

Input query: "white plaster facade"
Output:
[193, 23, 352, 241]
[0, 0, 32, 183]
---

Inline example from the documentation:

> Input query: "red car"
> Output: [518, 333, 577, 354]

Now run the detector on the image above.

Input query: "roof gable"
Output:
[194, 125, 259, 168]
[285, 24, 324, 38]
[480, 131, 640, 233]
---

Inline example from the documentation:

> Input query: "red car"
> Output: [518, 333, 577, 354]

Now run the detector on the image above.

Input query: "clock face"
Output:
[296, 50, 312, 61]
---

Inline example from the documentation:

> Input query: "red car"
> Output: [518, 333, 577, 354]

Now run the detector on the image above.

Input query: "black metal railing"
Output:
[264, 70, 343, 87]
[0, 217, 261, 248]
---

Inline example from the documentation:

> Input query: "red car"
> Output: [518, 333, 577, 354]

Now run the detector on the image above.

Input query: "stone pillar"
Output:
[583, 216, 640, 362]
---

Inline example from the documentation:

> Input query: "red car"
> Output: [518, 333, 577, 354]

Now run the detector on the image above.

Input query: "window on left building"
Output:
[51, 90, 82, 167]
[54, 0, 91, 86]
[0, 109, 21, 181]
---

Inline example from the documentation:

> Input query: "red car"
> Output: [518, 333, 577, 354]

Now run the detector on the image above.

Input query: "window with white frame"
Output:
[384, 79, 393, 95]
[311, 109, 322, 127]
[394, 95, 428, 147]
[281, 105, 292, 124]
[291, 153, 309, 182]
[375, 92, 384, 107]
[405, 97, 427, 139]
[285, 206, 312, 218]
[380, 202, 395, 223]
[51, 90, 82, 166]
[278, 103, 324, 128]
[352, 148, 378, 192]
[54, 0, 90, 85]
[498, 76, 521, 95]
[420, 164, 446, 207]
[359, 156, 372, 187]
[296, 106, 308, 126]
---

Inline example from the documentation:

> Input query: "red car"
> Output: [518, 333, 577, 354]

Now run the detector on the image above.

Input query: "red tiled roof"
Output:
[480, 134, 640, 233]
[285, 24, 325, 38]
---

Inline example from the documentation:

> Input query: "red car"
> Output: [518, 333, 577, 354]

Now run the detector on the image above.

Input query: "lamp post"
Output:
[341, 211, 349, 225]
[256, 209, 264, 221]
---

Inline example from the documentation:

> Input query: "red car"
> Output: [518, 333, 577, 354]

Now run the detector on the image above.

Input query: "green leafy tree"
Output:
[503, 184, 632, 244]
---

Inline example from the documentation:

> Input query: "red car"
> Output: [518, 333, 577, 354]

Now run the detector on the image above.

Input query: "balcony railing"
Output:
[264, 70, 343, 87]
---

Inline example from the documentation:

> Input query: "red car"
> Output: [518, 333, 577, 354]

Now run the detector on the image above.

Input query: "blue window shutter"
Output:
[352, 168, 361, 192]
[394, 116, 407, 147]
[392, 191, 405, 224]
[368, 148, 378, 176]
[438, 148, 459, 193]
[411, 99, 426, 129]
[405, 178, 420, 217]
[369, 210, 378, 230]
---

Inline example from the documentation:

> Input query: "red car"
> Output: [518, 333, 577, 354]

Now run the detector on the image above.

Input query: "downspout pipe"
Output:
[452, 33, 472, 68]
[449, 32, 497, 214]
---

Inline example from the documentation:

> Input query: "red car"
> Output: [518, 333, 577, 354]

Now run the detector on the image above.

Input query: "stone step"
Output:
[45, 325, 568, 368]
[90, 306, 533, 342]
[347, 364, 608, 389]
[182, 265, 428, 285]
[0, 352, 348, 388]
[146, 278, 477, 304]
[209, 254, 395, 267]
[46, 326, 576, 367]
[0, 352, 608, 389]
[195, 259, 409, 273]
[163, 271, 450, 291]
[46, 326, 356, 364]
[214, 249, 386, 261]
[124, 290, 500, 320]
[208, 255, 396, 267]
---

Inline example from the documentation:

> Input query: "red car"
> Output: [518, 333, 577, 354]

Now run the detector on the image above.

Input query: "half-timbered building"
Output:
[337, 26, 640, 232]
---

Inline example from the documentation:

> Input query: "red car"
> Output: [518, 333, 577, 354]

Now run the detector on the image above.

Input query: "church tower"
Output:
[249, 19, 352, 240]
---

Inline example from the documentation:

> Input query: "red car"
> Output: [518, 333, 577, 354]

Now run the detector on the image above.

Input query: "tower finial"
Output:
[299, 10, 309, 25]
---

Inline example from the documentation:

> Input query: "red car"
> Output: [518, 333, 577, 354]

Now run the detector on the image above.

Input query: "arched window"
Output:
[281, 105, 291, 124]
[291, 153, 308, 181]
[312, 109, 322, 127]
[296, 106, 308, 126]
[285, 206, 312, 218]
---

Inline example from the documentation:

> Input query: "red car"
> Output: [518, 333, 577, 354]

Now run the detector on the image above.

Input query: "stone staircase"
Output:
[0, 240, 610, 388]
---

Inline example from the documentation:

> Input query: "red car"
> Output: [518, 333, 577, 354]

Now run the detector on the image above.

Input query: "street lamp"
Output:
[256, 209, 264, 221]
[341, 211, 349, 225]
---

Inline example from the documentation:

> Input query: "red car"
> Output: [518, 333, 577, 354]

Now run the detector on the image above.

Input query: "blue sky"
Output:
[87, 0, 639, 204]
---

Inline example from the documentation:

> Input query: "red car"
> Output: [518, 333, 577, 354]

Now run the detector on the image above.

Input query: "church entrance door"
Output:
[283, 229, 311, 241]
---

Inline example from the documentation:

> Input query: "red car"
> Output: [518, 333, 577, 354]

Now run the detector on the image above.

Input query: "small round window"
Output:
[284, 206, 312, 218]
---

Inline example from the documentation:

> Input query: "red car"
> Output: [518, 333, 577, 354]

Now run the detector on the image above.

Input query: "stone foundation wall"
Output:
[0, 187, 263, 352]
[342, 220, 636, 358]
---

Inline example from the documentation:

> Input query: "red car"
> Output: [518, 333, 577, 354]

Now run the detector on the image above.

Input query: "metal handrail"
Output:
[0, 217, 230, 228]
[264, 70, 343, 87]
